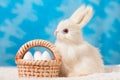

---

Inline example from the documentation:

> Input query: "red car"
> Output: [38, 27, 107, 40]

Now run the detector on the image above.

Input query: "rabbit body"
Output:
[55, 41, 104, 77]
[55, 5, 104, 77]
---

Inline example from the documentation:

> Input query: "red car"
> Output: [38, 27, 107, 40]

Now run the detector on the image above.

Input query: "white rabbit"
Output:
[55, 5, 104, 77]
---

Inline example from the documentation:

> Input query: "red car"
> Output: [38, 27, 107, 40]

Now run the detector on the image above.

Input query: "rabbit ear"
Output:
[70, 6, 93, 28]
[70, 5, 86, 20]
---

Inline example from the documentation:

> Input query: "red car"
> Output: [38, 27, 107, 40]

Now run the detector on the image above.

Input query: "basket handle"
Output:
[15, 40, 61, 63]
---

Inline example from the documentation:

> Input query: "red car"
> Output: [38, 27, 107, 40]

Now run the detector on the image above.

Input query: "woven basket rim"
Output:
[16, 59, 61, 66]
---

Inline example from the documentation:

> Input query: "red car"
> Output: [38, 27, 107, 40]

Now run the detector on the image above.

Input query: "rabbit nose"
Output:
[54, 30, 59, 36]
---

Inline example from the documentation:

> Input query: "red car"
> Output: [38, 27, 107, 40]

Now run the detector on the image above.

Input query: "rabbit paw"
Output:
[68, 73, 76, 77]
[68, 72, 89, 77]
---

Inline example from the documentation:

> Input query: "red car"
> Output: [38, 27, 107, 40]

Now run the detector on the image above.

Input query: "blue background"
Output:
[0, 0, 120, 66]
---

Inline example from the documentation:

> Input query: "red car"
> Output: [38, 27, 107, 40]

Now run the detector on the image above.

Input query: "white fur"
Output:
[55, 5, 104, 77]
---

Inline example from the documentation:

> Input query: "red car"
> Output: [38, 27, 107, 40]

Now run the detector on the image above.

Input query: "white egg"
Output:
[23, 51, 33, 60]
[42, 51, 51, 60]
[34, 50, 42, 60]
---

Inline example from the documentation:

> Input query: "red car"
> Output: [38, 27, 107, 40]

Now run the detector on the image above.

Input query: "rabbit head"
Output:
[55, 5, 93, 44]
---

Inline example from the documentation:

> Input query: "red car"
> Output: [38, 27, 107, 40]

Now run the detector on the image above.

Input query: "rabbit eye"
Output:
[63, 28, 68, 33]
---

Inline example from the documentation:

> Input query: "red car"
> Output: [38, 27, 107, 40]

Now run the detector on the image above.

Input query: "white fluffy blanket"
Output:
[0, 65, 120, 80]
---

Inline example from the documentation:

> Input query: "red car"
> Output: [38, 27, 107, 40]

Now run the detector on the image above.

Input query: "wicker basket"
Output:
[15, 40, 61, 77]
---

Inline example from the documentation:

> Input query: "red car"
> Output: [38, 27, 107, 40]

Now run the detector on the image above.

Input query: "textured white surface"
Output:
[0, 66, 120, 80]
